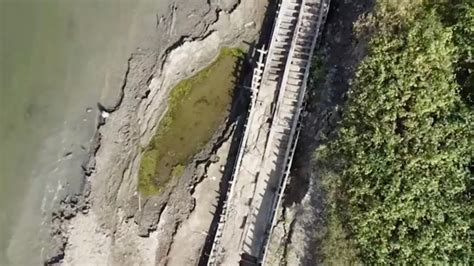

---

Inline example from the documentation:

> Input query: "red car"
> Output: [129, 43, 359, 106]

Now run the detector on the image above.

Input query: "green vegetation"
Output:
[316, 0, 473, 264]
[139, 48, 244, 195]
[436, 0, 474, 105]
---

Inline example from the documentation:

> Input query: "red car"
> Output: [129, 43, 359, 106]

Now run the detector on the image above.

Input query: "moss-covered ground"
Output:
[138, 48, 244, 195]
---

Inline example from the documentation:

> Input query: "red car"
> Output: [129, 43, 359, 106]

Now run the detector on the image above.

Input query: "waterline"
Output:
[0, 0, 156, 263]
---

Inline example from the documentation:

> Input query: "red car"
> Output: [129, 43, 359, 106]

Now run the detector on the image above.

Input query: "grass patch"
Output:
[138, 47, 244, 195]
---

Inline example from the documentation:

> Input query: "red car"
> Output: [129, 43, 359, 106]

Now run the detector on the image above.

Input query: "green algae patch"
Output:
[138, 48, 244, 195]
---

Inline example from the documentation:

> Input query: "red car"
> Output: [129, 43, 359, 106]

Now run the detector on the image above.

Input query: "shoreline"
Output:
[46, 0, 268, 264]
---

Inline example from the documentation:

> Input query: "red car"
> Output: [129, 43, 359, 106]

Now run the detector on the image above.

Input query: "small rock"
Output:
[210, 154, 220, 163]
[101, 110, 110, 118]
[244, 21, 256, 28]
[195, 164, 206, 177]
[63, 208, 75, 220]
[69, 195, 79, 205]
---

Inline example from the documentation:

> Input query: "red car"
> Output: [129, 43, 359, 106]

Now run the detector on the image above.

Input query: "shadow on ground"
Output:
[197, 0, 279, 264]
[281, 0, 375, 264]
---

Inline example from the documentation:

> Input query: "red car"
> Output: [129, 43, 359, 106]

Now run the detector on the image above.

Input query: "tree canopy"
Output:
[316, 0, 473, 263]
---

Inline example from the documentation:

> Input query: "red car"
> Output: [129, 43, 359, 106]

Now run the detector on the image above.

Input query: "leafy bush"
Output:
[316, 0, 473, 263]
[437, 0, 474, 105]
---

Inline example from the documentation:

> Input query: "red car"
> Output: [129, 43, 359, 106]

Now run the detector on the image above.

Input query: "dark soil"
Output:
[282, 0, 375, 264]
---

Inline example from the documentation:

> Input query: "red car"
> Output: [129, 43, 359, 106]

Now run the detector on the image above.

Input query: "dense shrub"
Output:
[316, 0, 473, 263]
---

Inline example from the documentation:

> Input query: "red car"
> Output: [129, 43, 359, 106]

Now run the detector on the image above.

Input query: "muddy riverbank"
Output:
[47, 0, 268, 264]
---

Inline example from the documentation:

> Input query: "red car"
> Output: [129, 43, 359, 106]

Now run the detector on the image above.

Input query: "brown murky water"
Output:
[0, 0, 155, 264]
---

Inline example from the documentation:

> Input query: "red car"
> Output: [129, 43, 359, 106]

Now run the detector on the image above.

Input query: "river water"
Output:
[0, 0, 155, 264]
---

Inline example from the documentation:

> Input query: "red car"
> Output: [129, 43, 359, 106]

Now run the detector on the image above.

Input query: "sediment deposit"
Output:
[48, 0, 267, 264]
